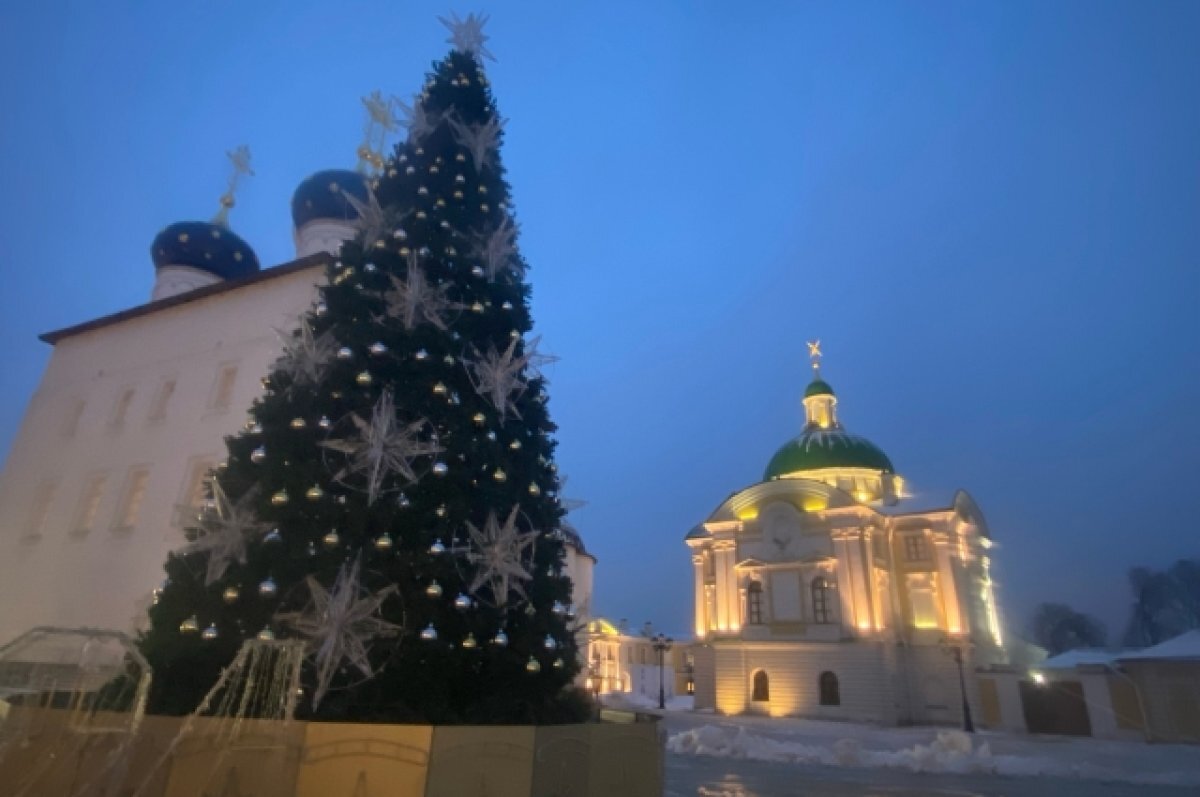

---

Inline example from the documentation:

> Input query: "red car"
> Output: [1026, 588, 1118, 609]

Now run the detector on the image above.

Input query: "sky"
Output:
[1, 1, 1197, 643]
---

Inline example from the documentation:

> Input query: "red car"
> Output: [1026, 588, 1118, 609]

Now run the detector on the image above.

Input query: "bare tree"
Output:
[1029, 603, 1107, 655]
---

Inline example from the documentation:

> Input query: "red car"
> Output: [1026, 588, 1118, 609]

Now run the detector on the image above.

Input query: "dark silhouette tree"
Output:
[1029, 602, 1107, 655]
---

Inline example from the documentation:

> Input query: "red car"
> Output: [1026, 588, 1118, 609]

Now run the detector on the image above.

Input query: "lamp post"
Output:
[587, 660, 602, 720]
[648, 632, 673, 710]
[940, 638, 975, 733]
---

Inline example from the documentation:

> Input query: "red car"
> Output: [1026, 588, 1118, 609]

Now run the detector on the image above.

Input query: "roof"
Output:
[804, 378, 835, 398]
[1040, 649, 1122, 670]
[764, 427, 894, 479]
[40, 253, 331, 344]
[1118, 630, 1200, 662]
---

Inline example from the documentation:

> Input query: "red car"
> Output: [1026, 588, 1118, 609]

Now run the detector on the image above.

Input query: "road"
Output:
[665, 751, 1198, 797]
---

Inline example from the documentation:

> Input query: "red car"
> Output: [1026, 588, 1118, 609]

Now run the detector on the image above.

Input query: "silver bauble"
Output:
[420, 624, 438, 641]
[429, 539, 446, 555]
[336, 347, 353, 360]
[318, 416, 332, 430]
[426, 581, 443, 598]
[258, 578, 278, 597]
[290, 417, 306, 429]
[257, 627, 275, 641]
[356, 371, 373, 386]
[543, 635, 557, 651]
[432, 461, 448, 476]
[202, 624, 219, 641]
[454, 593, 472, 611]
[251, 446, 266, 463]
[369, 341, 388, 355]
[492, 630, 509, 647]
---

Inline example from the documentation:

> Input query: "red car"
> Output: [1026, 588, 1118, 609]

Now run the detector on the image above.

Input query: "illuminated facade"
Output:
[687, 346, 1006, 725]
[581, 619, 678, 704]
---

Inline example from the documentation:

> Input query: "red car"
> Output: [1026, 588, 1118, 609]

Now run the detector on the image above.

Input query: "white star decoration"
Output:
[439, 11, 495, 61]
[462, 506, 536, 607]
[376, 252, 460, 331]
[182, 482, 270, 586]
[448, 113, 505, 173]
[395, 95, 444, 143]
[342, 187, 406, 250]
[274, 318, 337, 388]
[276, 557, 400, 709]
[319, 389, 444, 505]
[463, 335, 556, 422]
[472, 216, 520, 281]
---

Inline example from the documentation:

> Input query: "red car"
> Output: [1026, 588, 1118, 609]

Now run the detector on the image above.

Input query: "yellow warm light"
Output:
[857, 622, 871, 631]
[802, 497, 827, 512]
[913, 619, 939, 630]
[736, 507, 759, 521]
[855, 491, 871, 503]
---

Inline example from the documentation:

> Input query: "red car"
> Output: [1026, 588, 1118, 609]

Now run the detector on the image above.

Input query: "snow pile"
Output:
[667, 724, 1200, 786]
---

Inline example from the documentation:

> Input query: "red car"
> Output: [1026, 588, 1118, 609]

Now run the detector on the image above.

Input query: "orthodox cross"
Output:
[212, 145, 253, 227]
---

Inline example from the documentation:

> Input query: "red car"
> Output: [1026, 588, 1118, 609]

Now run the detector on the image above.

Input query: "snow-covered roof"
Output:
[1040, 649, 1122, 669]
[1117, 630, 1200, 662]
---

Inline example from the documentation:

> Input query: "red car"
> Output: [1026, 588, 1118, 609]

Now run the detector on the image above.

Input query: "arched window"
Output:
[747, 581, 764, 624]
[812, 576, 833, 624]
[819, 671, 840, 706]
[752, 670, 770, 702]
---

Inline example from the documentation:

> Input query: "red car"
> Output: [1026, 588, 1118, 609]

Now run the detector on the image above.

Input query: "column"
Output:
[692, 553, 707, 637]
[934, 536, 964, 635]
[832, 533, 858, 634]
[714, 545, 730, 631]
[724, 546, 741, 632]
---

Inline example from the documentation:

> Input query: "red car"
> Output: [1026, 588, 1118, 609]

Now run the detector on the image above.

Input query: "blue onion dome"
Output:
[765, 430, 894, 480]
[150, 221, 260, 280]
[291, 169, 369, 228]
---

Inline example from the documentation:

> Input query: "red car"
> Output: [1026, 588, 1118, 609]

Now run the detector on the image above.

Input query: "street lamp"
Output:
[647, 632, 673, 710]
[940, 637, 974, 733]
[586, 660, 602, 719]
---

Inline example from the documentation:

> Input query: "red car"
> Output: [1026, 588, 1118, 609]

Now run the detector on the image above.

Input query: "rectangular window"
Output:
[148, 378, 176, 422]
[210, 365, 238, 411]
[73, 474, 108, 535]
[26, 480, 58, 539]
[907, 573, 940, 629]
[115, 468, 150, 531]
[63, 399, 86, 438]
[111, 388, 135, 429]
[905, 534, 929, 562]
[176, 458, 217, 527]
[747, 581, 764, 624]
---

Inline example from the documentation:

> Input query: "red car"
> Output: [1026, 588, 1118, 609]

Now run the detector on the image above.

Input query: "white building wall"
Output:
[0, 264, 325, 644]
[714, 641, 898, 723]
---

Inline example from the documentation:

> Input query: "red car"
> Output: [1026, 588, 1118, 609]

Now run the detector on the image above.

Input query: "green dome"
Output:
[765, 428, 894, 480]
[805, 379, 835, 398]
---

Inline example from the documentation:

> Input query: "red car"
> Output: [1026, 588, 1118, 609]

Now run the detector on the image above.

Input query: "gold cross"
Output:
[212, 145, 253, 226]
[807, 339, 822, 371]
[357, 90, 401, 174]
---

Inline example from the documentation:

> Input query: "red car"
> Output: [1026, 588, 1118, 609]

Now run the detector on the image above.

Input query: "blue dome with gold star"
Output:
[150, 221, 260, 281]
[291, 169, 369, 228]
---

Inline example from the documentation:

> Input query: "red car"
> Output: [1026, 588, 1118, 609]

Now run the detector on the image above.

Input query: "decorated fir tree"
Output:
[140, 14, 586, 724]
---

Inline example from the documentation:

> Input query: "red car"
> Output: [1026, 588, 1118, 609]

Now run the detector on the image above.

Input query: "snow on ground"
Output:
[658, 711, 1200, 788]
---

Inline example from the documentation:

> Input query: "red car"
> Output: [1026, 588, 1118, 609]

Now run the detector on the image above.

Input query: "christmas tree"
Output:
[140, 13, 587, 724]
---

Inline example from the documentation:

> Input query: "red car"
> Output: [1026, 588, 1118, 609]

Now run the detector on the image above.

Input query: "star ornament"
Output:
[439, 11, 495, 62]
[462, 506, 536, 607]
[342, 187, 408, 250]
[182, 482, 270, 586]
[319, 388, 444, 505]
[471, 216, 520, 281]
[448, 113, 505, 173]
[276, 557, 400, 709]
[274, 318, 337, 388]
[463, 335, 557, 422]
[376, 252, 461, 331]
[395, 95, 444, 143]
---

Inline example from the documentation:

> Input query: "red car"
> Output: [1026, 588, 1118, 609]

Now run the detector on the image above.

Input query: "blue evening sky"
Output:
[1, 1, 1197, 642]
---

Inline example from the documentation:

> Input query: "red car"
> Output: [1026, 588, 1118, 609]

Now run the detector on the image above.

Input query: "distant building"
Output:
[686, 347, 1006, 725]
[582, 619, 679, 705]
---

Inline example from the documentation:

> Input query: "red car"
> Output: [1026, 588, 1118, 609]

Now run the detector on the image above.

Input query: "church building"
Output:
[687, 345, 1006, 725]
[0, 111, 594, 646]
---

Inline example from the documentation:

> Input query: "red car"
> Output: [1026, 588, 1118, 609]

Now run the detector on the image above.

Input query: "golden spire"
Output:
[212, 146, 254, 227]
[807, 339, 823, 376]
[356, 90, 401, 175]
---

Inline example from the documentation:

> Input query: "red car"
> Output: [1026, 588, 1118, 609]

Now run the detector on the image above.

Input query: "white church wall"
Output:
[0, 265, 324, 644]
[713, 641, 898, 723]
